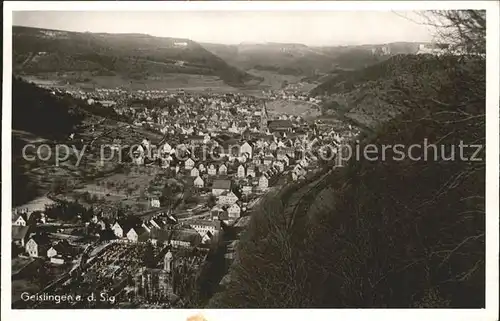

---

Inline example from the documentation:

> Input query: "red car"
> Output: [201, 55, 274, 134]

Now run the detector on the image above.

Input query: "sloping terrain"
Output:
[13, 26, 260, 88]
[11, 77, 162, 207]
[202, 42, 425, 78]
[310, 54, 462, 129]
[203, 42, 364, 77]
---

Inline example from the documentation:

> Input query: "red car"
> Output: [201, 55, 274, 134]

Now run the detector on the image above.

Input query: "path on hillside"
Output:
[284, 167, 335, 233]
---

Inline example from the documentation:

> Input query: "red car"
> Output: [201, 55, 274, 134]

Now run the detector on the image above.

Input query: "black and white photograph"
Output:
[2, 1, 498, 319]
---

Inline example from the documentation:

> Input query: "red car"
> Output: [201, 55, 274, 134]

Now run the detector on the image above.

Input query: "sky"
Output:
[12, 11, 434, 46]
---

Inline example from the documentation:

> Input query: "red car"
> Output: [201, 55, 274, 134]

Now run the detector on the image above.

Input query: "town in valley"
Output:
[12, 77, 359, 308]
[9, 9, 488, 310]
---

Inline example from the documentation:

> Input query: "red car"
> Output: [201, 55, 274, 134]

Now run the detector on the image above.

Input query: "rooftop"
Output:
[212, 179, 232, 190]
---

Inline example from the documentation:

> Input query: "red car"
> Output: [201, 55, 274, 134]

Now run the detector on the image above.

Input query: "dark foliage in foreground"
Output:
[12, 76, 85, 139]
[209, 54, 485, 308]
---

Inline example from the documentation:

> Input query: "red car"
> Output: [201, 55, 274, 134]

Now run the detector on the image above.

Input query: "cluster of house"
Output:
[11, 204, 224, 266]
[12, 211, 79, 264]
[261, 89, 322, 103]
[131, 101, 338, 180]
[117, 101, 358, 225]
[109, 214, 222, 248]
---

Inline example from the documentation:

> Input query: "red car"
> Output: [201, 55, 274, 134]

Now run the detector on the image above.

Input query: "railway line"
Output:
[280, 158, 339, 236]
[285, 168, 334, 232]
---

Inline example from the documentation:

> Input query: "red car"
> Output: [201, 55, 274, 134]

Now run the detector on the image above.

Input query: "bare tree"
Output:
[422, 10, 486, 56]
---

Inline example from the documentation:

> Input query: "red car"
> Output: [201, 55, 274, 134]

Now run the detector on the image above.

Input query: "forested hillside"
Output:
[13, 26, 260, 87]
[310, 54, 480, 129]
[209, 10, 486, 308]
[12, 76, 85, 139]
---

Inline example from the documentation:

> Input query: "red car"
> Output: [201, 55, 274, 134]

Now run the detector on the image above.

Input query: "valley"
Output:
[8, 8, 489, 312]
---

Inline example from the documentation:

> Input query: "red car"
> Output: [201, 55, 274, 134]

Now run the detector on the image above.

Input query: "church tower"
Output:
[164, 250, 173, 273]
[260, 102, 269, 133]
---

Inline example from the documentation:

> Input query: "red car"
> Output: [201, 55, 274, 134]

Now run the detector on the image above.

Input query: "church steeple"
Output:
[164, 250, 173, 273]
[260, 102, 269, 133]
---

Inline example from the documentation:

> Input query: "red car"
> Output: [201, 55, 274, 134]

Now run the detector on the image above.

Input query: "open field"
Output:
[74, 169, 159, 199]
[20, 69, 316, 94]
[20, 72, 239, 92]
[245, 69, 304, 91]
[266, 99, 321, 119]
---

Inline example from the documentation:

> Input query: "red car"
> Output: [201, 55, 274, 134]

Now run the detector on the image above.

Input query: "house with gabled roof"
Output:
[184, 157, 195, 170]
[150, 197, 161, 208]
[240, 142, 253, 159]
[47, 240, 74, 259]
[127, 226, 149, 243]
[25, 234, 51, 257]
[189, 220, 221, 238]
[227, 203, 241, 219]
[111, 220, 137, 238]
[218, 191, 239, 206]
[191, 167, 200, 177]
[194, 176, 205, 188]
[237, 165, 246, 178]
[258, 175, 269, 190]
[202, 231, 214, 244]
[12, 214, 27, 226]
[218, 164, 228, 176]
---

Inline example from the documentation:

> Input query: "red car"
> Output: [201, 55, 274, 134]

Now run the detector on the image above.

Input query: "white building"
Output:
[227, 203, 241, 219]
[259, 175, 269, 190]
[112, 222, 124, 238]
[151, 198, 161, 208]
[194, 176, 204, 188]
[207, 164, 217, 176]
[191, 167, 200, 177]
[13, 215, 27, 226]
[237, 165, 246, 178]
[240, 142, 253, 159]
[185, 158, 195, 170]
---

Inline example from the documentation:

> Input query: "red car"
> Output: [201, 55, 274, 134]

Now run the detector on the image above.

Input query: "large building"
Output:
[267, 119, 293, 133]
[133, 251, 175, 302]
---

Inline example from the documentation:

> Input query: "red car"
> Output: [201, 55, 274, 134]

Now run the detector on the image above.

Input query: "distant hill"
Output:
[202, 41, 427, 77]
[12, 26, 260, 87]
[209, 50, 485, 309]
[309, 54, 457, 128]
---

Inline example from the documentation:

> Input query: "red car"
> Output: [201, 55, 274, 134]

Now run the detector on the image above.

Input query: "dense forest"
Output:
[209, 10, 486, 308]
[12, 77, 83, 206]
[12, 76, 85, 139]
